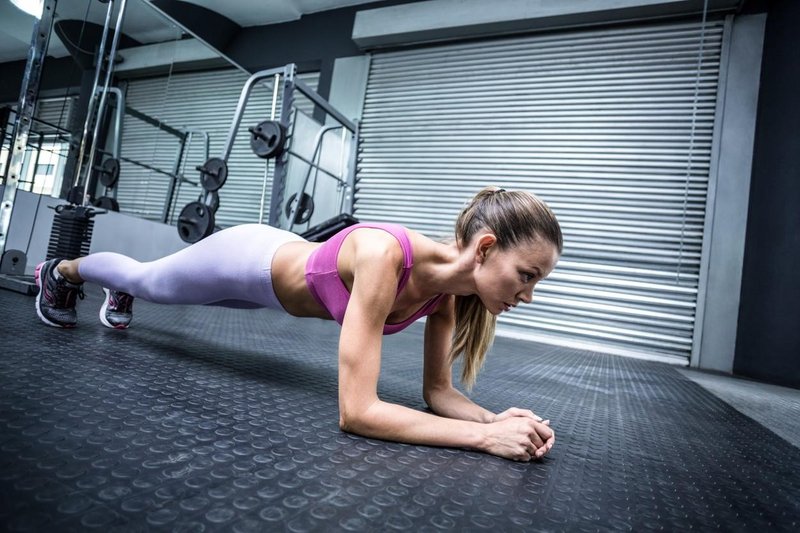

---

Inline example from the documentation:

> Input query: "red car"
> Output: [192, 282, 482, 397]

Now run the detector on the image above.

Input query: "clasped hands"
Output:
[485, 407, 555, 462]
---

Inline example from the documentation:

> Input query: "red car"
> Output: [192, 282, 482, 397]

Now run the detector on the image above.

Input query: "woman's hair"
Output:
[450, 186, 563, 390]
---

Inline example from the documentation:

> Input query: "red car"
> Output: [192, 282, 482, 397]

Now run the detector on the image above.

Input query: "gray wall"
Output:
[693, 14, 765, 373]
[734, 0, 800, 388]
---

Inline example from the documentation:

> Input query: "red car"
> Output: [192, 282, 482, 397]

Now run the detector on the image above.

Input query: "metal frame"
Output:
[0, 0, 57, 256]
[220, 65, 292, 161]
[270, 66, 358, 228]
[0, 107, 12, 179]
[258, 73, 281, 225]
[96, 87, 207, 223]
[177, 131, 210, 224]
[215, 63, 358, 230]
[81, 0, 129, 203]
[269, 66, 297, 227]
[286, 124, 345, 232]
[72, 0, 116, 199]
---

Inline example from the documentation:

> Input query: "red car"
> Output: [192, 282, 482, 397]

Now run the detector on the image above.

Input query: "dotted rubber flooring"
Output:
[1, 285, 798, 532]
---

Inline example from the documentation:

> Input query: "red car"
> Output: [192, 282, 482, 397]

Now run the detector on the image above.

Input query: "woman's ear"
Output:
[474, 233, 497, 263]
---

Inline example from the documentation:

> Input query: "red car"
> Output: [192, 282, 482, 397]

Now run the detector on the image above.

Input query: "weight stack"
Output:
[47, 206, 95, 261]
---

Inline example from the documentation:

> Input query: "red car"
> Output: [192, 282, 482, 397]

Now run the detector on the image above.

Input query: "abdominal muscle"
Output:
[271, 240, 330, 319]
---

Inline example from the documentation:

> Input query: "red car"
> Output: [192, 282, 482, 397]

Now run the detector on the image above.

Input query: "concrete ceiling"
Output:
[0, 0, 380, 64]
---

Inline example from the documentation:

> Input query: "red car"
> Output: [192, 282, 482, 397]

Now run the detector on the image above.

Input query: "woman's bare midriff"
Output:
[270, 229, 449, 324]
[271, 240, 329, 318]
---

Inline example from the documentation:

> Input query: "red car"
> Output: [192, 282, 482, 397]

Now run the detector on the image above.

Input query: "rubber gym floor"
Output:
[1, 285, 798, 532]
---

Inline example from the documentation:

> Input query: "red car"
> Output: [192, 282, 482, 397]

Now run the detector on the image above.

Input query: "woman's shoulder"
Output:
[343, 226, 406, 267]
[346, 223, 443, 269]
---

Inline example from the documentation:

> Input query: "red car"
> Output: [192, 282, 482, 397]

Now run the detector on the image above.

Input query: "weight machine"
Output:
[179, 63, 359, 243]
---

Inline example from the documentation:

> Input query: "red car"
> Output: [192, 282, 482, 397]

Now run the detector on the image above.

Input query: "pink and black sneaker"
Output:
[100, 288, 134, 329]
[34, 258, 84, 328]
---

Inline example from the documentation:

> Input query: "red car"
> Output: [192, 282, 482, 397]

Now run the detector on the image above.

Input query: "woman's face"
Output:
[472, 233, 559, 315]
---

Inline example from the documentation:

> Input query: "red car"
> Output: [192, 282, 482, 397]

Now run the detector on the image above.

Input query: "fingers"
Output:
[527, 424, 545, 449]
[515, 408, 543, 422]
[495, 407, 551, 426]
[515, 434, 555, 462]
[490, 416, 556, 462]
[530, 421, 555, 459]
[520, 419, 553, 453]
[533, 437, 553, 459]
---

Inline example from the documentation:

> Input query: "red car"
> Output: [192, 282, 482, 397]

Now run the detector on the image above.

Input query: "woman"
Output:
[34, 186, 562, 462]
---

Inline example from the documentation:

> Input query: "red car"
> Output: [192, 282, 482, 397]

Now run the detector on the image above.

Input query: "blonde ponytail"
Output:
[448, 186, 562, 390]
[450, 294, 496, 390]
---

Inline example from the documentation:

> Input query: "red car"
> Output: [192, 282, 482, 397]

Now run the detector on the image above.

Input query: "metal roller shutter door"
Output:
[357, 20, 725, 363]
[116, 69, 319, 227]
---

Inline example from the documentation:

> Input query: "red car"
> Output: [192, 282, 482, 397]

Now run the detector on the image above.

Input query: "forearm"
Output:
[424, 386, 495, 423]
[341, 399, 487, 450]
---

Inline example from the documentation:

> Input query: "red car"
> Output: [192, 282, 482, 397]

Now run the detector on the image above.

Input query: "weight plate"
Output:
[285, 192, 314, 225]
[177, 201, 215, 243]
[93, 196, 120, 212]
[249, 120, 286, 159]
[198, 157, 228, 192]
[99, 157, 120, 187]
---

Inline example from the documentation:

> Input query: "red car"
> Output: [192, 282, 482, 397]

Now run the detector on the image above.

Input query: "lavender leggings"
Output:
[78, 224, 306, 310]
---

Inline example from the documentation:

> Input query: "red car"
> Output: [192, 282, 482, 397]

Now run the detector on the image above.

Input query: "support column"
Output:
[0, 0, 57, 256]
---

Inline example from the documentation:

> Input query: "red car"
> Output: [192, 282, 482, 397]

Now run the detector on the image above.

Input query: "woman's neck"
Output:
[416, 240, 477, 297]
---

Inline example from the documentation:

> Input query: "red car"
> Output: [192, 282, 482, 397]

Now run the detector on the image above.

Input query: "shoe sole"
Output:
[100, 288, 130, 330]
[34, 261, 75, 329]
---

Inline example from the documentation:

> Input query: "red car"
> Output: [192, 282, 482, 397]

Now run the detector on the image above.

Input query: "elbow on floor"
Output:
[339, 409, 376, 435]
[338, 412, 359, 434]
[423, 390, 434, 409]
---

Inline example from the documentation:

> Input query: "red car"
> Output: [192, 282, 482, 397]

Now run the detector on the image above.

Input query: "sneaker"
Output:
[34, 258, 84, 328]
[100, 288, 134, 329]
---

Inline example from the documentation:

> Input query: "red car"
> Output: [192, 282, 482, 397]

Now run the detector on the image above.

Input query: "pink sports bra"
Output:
[304, 223, 446, 335]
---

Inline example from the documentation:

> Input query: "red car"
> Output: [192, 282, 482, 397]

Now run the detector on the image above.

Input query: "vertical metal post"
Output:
[107, 87, 124, 159]
[82, 0, 129, 203]
[30, 132, 44, 192]
[269, 64, 297, 228]
[162, 134, 187, 223]
[0, 107, 10, 179]
[335, 128, 347, 214]
[1, 111, 15, 182]
[258, 73, 281, 225]
[0, 0, 57, 256]
[72, 0, 115, 194]
[346, 120, 359, 215]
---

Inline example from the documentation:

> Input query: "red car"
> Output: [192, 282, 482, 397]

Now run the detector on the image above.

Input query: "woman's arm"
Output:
[422, 298, 496, 423]
[337, 231, 550, 460]
[421, 295, 555, 457]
